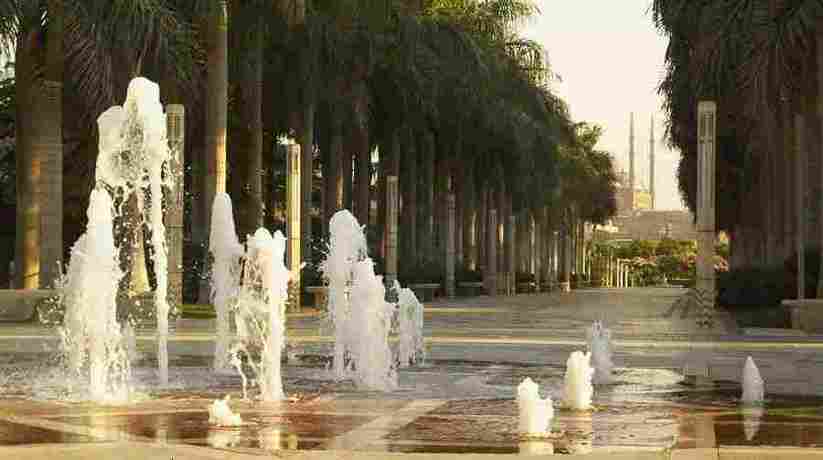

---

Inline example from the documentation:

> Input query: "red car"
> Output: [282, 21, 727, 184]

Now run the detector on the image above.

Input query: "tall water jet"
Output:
[321, 210, 368, 379]
[517, 377, 554, 436]
[210, 193, 244, 370]
[586, 320, 613, 384]
[743, 406, 764, 441]
[349, 259, 397, 391]
[95, 77, 174, 385]
[60, 189, 131, 403]
[396, 283, 425, 367]
[563, 351, 594, 411]
[235, 229, 290, 401]
[741, 356, 764, 404]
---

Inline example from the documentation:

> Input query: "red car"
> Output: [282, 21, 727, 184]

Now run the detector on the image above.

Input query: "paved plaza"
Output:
[1, 288, 823, 458]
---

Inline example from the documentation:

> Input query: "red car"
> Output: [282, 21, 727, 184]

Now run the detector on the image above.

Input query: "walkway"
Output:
[0, 288, 822, 459]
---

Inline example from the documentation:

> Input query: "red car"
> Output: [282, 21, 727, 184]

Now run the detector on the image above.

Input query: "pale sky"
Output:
[521, 0, 684, 210]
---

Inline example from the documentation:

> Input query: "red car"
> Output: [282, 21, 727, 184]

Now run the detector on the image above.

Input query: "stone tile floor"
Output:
[1, 288, 823, 458]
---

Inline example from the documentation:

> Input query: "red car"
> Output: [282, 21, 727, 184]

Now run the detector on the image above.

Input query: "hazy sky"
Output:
[521, 0, 684, 210]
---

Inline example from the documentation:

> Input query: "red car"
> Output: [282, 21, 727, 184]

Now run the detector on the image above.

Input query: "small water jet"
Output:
[209, 193, 244, 370]
[563, 351, 594, 411]
[517, 377, 554, 436]
[321, 210, 368, 380]
[59, 189, 131, 403]
[396, 283, 425, 367]
[234, 229, 290, 401]
[741, 356, 764, 404]
[586, 320, 613, 384]
[349, 259, 397, 391]
[208, 396, 243, 426]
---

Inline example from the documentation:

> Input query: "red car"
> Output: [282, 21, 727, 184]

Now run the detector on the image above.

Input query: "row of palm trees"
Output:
[1, 0, 618, 303]
[653, 0, 823, 294]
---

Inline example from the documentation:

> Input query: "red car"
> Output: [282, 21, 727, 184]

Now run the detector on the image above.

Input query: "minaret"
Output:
[650, 114, 655, 210]
[629, 112, 635, 209]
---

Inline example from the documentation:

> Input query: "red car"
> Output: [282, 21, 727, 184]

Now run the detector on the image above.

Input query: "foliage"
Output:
[399, 261, 443, 285]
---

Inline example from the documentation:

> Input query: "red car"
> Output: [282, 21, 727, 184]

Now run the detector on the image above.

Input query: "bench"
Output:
[305, 286, 329, 310]
[408, 283, 440, 302]
[0, 289, 60, 323]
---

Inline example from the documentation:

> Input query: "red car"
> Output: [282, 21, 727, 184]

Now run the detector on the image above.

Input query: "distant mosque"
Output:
[595, 112, 697, 242]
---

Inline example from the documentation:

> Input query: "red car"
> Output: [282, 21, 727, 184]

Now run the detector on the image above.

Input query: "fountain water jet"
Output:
[742, 356, 765, 404]
[234, 229, 290, 401]
[208, 396, 243, 426]
[517, 377, 554, 436]
[209, 193, 244, 370]
[60, 189, 131, 403]
[349, 259, 397, 391]
[563, 351, 594, 411]
[396, 283, 425, 367]
[586, 320, 613, 384]
[320, 210, 368, 379]
[95, 77, 175, 386]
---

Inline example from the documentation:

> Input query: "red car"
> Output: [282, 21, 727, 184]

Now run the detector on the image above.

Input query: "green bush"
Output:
[718, 247, 820, 308]
[456, 267, 482, 283]
[516, 271, 535, 283]
[398, 261, 443, 285]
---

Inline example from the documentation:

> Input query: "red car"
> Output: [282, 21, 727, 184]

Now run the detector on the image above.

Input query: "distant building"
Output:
[593, 112, 696, 242]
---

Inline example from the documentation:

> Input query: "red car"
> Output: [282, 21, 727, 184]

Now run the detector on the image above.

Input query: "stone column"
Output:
[385, 176, 399, 303]
[560, 226, 571, 293]
[696, 101, 717, 326]
[165, 104, 185, 309]
[796, 114, 806, 299]
[286, 141, 302, 311]
[508, 214, 516, 295]
[446, 193, 456, 298]
[485, 209, 498, 296]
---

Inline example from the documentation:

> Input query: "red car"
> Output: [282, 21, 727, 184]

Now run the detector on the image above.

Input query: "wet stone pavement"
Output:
[1, 288, 823, 458]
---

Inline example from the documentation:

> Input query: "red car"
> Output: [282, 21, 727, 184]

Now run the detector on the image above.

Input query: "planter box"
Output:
[408, 283, 440, 302]
[305, 286, 328, 310]
[781, 299, 823, 333]
[457, 281, 483, 297]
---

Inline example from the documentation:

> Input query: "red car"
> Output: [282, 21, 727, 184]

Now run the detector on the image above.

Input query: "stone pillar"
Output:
[796, 114, 806, 300]
[696, 101, 717, 326]
[446, 193, 456, 298]
[560, 226, 571, 293]
[385, 176, 399, 303]
[507, 214, 516, 295]
[286, 141, 302, 311]
[165, 104, 185, 309]
[485, 209, 498, 296]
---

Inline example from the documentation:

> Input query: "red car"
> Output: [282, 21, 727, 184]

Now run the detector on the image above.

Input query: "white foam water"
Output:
[396, 283, 425, 367]
[94, 77, 174, 386]
[320, 210, 368, 379]
[349, 259, 397, 391]
[741, 356, 765, 404]
[586, 320, 613, 384]
[234, 229, 290, 401]
[209, 193, 244, 370]
[517, 377, 554, 436]
[208, 395, 243, 426]
[59, 189, 131, 403]
[563, 351, 594, 411]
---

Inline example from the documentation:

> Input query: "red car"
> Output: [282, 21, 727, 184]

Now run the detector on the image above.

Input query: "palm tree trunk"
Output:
[352, 80, 370, 227]
[323, 106, 343, 228]
[200, 0, 229, 302]
[401, 127, 417, 264]
[462, 161, 475, 270]
[37, 0, 64, 289]
[241, 16, 264, 234]
[15, 31, 37, 289]
[419, 131, 435, 266]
